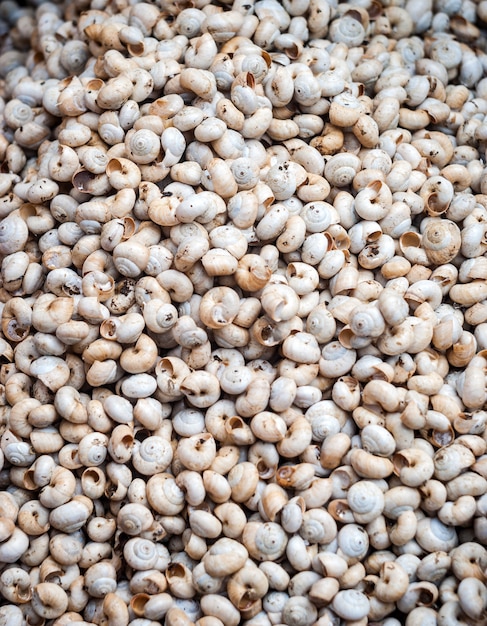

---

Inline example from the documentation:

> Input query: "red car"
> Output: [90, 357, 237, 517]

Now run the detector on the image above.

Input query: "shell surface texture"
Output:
[1, 0, 487, 625]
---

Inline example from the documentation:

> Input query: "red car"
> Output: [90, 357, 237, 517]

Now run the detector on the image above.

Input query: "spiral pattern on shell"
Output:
[337, 524, 370, 560]
[125, 129, 161, 165]
[123, 538, 159, 570]
[243, 522, 288, 562]
[422, 218, 462, 265]
[329, 15, 366, 47]
[117, 503, 154, 536]
[347, 480, 385, 523]
[132, 436, 173, 475]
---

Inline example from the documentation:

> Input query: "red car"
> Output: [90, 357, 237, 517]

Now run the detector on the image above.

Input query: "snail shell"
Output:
[325, 153, 361, 187]
[299, 508, 337, 544]
[29, 356, 70, 392]
[306, 303, 336, 344]
[180, 68, 217, 101]
[259, 482, 288, 522]
[349, 304, 385, 338]
[177, 433, 217, 471]
[378, 288, 410, 327]
[146, 473, 185, 516]
[0, 518, 15, 544]
[329, 12, 366, 47]
[231, 72, 259, 115]
[173, 409, 206, 438]
[332, 589, 370, 621]
[0, 211, 29, 256]
[415, 517, 458, 553]
[48, 498, 92, 534]
[243, 521, 288, 562]
[117, 503, 154, 536]
[281, 496, 306, 534]
[77, 432, 108, 467]
[125, 129, 161, 165]
[4, 99, 34, 129]
[0, 566, 32, 603]
[31, 582, 68, 619]
[293, 71, 321, 107]
[260, 284, 301, 323]
[361, 425, 396, 457]
[281, 596, 318, 626]
[421, 218, 462, 265]
[60, 39, 90, 74]
[203, 538, 249, 577]
[433, 444, 475, 482]
[337, 523, 370, 563]
[347, 480, 385, 524]
[199, 287, 241, 328]
[192, 563, 224, 596]
[123, 537, 159, 571]
[132, 436, 173, 475]
[319, 342, 356, 378]
[0, 527, 29, 563]
[393, 448, 435, 486]
[175, 8, 206, 38]
[230, 158, 261, 190]
[84, 561, 117, 597]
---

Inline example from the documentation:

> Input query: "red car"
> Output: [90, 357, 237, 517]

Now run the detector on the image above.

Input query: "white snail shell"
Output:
[132, 436, 173, 475]
[337, 523, 370, 563]
[281, 596, 318, 626]
[243, 521, 288, 562]
[421, 218, 462, 265]
[84, 561, 117, 597]
[416, 517, 458, 553]
[347, 480, 385, 524]
[125, 129, 161, 165]
[117, 503, 154, 536]
[299, 508, 337, 544]
[0, 212, 29, 256]
[332, 589, 370, 621]
[123, 537, 159, 570]
[349, 304, 386, 338]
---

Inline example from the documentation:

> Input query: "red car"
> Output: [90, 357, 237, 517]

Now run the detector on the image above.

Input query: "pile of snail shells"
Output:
[2, 0, 487, 624]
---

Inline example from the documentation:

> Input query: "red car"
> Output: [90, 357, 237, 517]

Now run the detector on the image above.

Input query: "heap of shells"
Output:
[1, 0, 487, 624]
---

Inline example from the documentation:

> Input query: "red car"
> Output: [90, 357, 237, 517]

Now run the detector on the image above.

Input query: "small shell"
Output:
[421, 218, 462, 265]
[106, 158, 142, 190]
[31, 583, 69, 619]
[84, 561, 117, 597]
[393, 448, 435, 487]
[361, 425, 396, 458]
[125, 129, 161, 164]
[203, 538, 249, 577]
[281, 596, 318, 626]
[349, 303, 385, 338]
[132, 436, 173, 475]
[0, 211, 29, 256]
[415, 517, 458, 553]
[299, 508, 337, 544]
[332, 589, 370, 621]
[123, 537, 160, 571]
[177, 433, 217, 471]
[319, 342, 356, 378]
[180, 68, 217, 101]
[243, 521, 288, 562]
[146, 473, 185, 516]
[97, 75, 134, 109]
[347, 480, 385, 524]
[337, 523, 370, 563]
